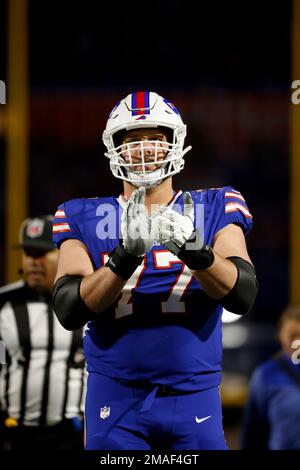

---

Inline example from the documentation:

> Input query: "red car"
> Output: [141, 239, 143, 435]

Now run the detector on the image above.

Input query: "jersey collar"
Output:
[117, 190, 182, 209]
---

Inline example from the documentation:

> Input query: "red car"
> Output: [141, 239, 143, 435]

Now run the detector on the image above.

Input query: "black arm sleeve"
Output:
[220, 256, 258, 315]
[52, 275, 97, 331]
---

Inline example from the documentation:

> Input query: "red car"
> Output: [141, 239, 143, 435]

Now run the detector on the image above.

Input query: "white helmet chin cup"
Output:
[128, 169, 165, 189]
[102, 91, 191, 187]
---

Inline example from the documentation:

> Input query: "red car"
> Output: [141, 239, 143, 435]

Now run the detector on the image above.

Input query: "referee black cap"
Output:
[14, 215, 56, 253]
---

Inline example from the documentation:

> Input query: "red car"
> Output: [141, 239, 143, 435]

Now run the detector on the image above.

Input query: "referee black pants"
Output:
[1, 418, 84, 451]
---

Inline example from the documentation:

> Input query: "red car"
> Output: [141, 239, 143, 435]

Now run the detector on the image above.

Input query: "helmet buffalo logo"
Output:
[163, 99, 180, 115]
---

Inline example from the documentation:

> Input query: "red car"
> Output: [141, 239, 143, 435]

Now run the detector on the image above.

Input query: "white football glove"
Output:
[121, 186, 156, 257]
[154, 192, 195, 255]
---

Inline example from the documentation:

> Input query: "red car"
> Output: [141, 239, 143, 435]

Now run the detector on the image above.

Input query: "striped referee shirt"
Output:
[0, 281, 86, 427]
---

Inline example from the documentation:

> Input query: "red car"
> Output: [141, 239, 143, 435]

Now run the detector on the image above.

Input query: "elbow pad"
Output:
[220, 257, 258, 316]
[52, 275, 97, 331]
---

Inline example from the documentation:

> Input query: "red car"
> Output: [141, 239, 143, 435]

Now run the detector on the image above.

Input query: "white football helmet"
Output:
[102, 91, 191, 188]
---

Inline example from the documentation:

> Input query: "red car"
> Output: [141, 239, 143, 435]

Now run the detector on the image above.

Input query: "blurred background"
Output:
[0, 0, 298, 449]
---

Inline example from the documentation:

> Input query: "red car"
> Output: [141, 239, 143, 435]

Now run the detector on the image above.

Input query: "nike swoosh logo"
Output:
[195, 415, 211, 424]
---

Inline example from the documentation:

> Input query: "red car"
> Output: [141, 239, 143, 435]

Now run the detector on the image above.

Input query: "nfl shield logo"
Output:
[26, 219, 44, 238]
[100, 405, 111, 420]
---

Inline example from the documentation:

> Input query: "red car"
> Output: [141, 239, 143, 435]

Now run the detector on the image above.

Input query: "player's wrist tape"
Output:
[177, 244, 215, 270]
[52, 275, 97, 330]
[105, 244, 144, 280]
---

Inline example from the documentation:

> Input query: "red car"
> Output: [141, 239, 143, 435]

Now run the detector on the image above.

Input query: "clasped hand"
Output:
[121, 186, 196, 257]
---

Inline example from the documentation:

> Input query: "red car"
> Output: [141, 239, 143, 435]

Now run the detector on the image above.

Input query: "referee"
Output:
[0, 216, 86, 450]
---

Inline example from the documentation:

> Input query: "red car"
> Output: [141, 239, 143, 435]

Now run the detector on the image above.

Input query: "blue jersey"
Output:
[241, 354, 300, 450]
[53, 186, 253, 391]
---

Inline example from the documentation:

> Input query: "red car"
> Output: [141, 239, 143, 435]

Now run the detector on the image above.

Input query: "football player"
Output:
[52, 91, 258, 450]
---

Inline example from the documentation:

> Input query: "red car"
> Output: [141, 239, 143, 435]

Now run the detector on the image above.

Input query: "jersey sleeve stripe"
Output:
[54, 210, 66, 218]
[53, 223, 71, 233]
[225, 202, 252, 218]
[225, 191, 246, 202]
